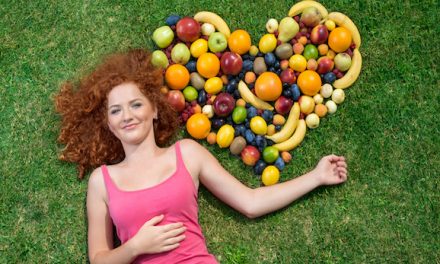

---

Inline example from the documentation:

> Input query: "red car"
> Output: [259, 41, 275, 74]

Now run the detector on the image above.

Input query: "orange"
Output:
[254, 72, 282, 101]
[297, 70, 322, 96]
[228, 29, 252, 55]
[196, 52, 220, 78]
[165, 64, 190, 90]
[186, 113, 211, 139]
[328, 27, 352, 53]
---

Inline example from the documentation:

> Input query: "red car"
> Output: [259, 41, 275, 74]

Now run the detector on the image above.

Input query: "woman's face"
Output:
[107, 82, 157, 145]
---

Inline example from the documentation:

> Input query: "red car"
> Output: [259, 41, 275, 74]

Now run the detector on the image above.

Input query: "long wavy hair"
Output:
[55, 49, 179, 179]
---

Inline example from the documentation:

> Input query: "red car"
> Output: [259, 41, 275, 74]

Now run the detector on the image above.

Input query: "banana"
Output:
[272, 119, 307, 152]
[327, 12, 361, 48]
[193, 11, 231, 37]
[265, 102, 300, 143]
[333, 48, 362, 89]
[238, 81, 274, 110]
[288, 0, 328, 19]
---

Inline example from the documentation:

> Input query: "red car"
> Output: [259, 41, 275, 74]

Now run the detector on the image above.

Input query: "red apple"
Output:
[310, 25, 329, 45]
[317, 56, 334, 74]
[220, 52, 243, 75]
[166, 90, 185, 112]
[279, 68, 296, 84]
[241, 145, 261, 166]
[274, 96, 294, 115]
[176, 17, 201, 42]
[213, 92, 235, 117]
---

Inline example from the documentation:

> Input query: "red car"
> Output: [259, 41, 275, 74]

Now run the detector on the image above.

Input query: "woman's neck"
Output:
[121, 133, 162, 165]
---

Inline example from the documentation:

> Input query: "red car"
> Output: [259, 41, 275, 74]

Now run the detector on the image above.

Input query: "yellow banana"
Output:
[327, 12, 361, 48]
[272, 119, 307, 152]
[237, 81, 274, 110]
[193, 11, 231, 37]
[288, 0, 328, 19]
[333, 48, 362, 89]
[265, 102, 300, 143]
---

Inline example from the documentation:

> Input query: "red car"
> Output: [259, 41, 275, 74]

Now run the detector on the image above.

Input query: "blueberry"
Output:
[235, 124, 246, 136]
[283, 82, 290, 89]
[242, 54, 250, 60]
[269, 67, 276, 72]
[282, 88, 293, 98]
[243, 60, 253, 71]
[229, 79, 238, 89]
[276, 69, 282, 75]
[324, 72, 337, 84]
[197, 90, 207, 105]
[255, 135, 267, 149]
[247, 106, 258, 119]
[233, 89, 241, 99]
[264, 53, 276, 66]
[266, 139, 275, 146]
[262, 110, 274, 123]
[248, 83, 254, 89]
[185, 60, 197, 72]
[274, 60, 280, 69]
[165, 15, 180, 26]
[245, 129, 256, 143]
[291, 84, 301, 101]
[212, 118, 225, 129]
[274, 157, 285, 171]
[253, 160, 267, 175]
[275, 125, 282, 131]
[238, 72, 245, 79]
[225, 83, 235, 94]
[249, 55, 255, 61]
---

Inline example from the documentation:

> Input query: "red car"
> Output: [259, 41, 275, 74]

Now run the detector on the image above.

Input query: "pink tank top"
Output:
[102, 141, 218, 264]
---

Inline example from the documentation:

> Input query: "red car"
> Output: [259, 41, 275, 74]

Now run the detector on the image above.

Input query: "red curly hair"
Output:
[55, 49, 179, 179]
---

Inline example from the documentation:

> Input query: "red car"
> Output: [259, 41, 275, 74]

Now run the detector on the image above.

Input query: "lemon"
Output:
[216, 124, 235, 148]
[190, 38, 208, 58]
[258, 34, 277, 54]
[262, 165, 280, 186]
[204, 77, 223, 95]
[289, 54, 307, 72]
[250, 116, 268, 135]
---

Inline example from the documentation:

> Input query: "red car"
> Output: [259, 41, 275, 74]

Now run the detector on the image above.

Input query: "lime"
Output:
[261, 165, 280, 186]
[250, 116, 268, 135]
[183, 86, 198, 102]
[303, 44, 319, 60]
[262, 146, 279, 163]
[232, 106, 247, 124]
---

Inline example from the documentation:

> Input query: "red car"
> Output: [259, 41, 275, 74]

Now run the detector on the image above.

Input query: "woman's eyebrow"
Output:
[108, 98, 142, 108]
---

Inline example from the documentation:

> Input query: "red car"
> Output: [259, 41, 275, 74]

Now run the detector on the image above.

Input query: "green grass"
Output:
[1, 0, 439, 263]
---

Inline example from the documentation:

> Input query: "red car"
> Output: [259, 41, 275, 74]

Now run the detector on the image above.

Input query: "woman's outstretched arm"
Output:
[180, 139, 348, 219]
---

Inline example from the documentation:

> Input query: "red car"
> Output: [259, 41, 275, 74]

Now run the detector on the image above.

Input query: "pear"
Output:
[277, 17, 299, 43]
[300, 7, 322, 27]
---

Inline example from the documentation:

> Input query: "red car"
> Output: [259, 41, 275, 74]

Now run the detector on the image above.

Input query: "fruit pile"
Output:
[151, 1, 362, 185]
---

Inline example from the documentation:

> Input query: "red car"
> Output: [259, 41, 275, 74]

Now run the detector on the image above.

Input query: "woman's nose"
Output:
[122, 108, 133, 122]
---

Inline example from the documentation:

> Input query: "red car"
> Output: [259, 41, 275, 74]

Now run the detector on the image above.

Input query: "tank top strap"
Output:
[101, 165, 117, 196]
[175, 140, 184, 170]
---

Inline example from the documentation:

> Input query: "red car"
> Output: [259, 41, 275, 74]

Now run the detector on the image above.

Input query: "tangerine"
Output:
[297, 70, 322, 96]
[328, 27, 352, 53]
[228, 29, 252, 55]
[165, 64, 190, 90]
[197, 52, 220, 78]
[186, 113, 211, 139]
[254, 72, 282, 101]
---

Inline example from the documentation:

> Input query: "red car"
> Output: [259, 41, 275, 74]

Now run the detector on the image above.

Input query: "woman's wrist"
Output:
[125, 237, 140, 259]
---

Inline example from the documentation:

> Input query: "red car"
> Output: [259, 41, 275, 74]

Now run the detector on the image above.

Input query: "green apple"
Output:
[171, 43, 190, 65]
[303, 44, 319, 60]
[208, 32, 228, 53]
[152, 26, 174, 48]
[262, 146, 279, 164]
[151, 50, 169, 69]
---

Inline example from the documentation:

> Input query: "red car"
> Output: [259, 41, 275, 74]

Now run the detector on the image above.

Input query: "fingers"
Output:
[326, 154, 345, 163]
[145, 214, 165, 226]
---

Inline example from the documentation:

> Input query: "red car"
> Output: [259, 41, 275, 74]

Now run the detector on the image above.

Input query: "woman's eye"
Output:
[110, 109, 120, 115]
[132, 103, 142, 108]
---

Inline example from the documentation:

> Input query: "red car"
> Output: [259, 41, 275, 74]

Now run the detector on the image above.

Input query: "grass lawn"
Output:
[1, 0, 439, 263]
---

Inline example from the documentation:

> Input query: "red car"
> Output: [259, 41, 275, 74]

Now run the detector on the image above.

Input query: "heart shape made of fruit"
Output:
[151, 0, 362, 186]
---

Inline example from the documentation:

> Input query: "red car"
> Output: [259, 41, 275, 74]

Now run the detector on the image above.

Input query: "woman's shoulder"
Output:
[177, 138, 205, 154]
[87, 166, 106, 192]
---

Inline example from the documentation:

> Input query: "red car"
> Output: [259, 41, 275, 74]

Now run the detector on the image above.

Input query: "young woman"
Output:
[55, 49, 348, 264]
